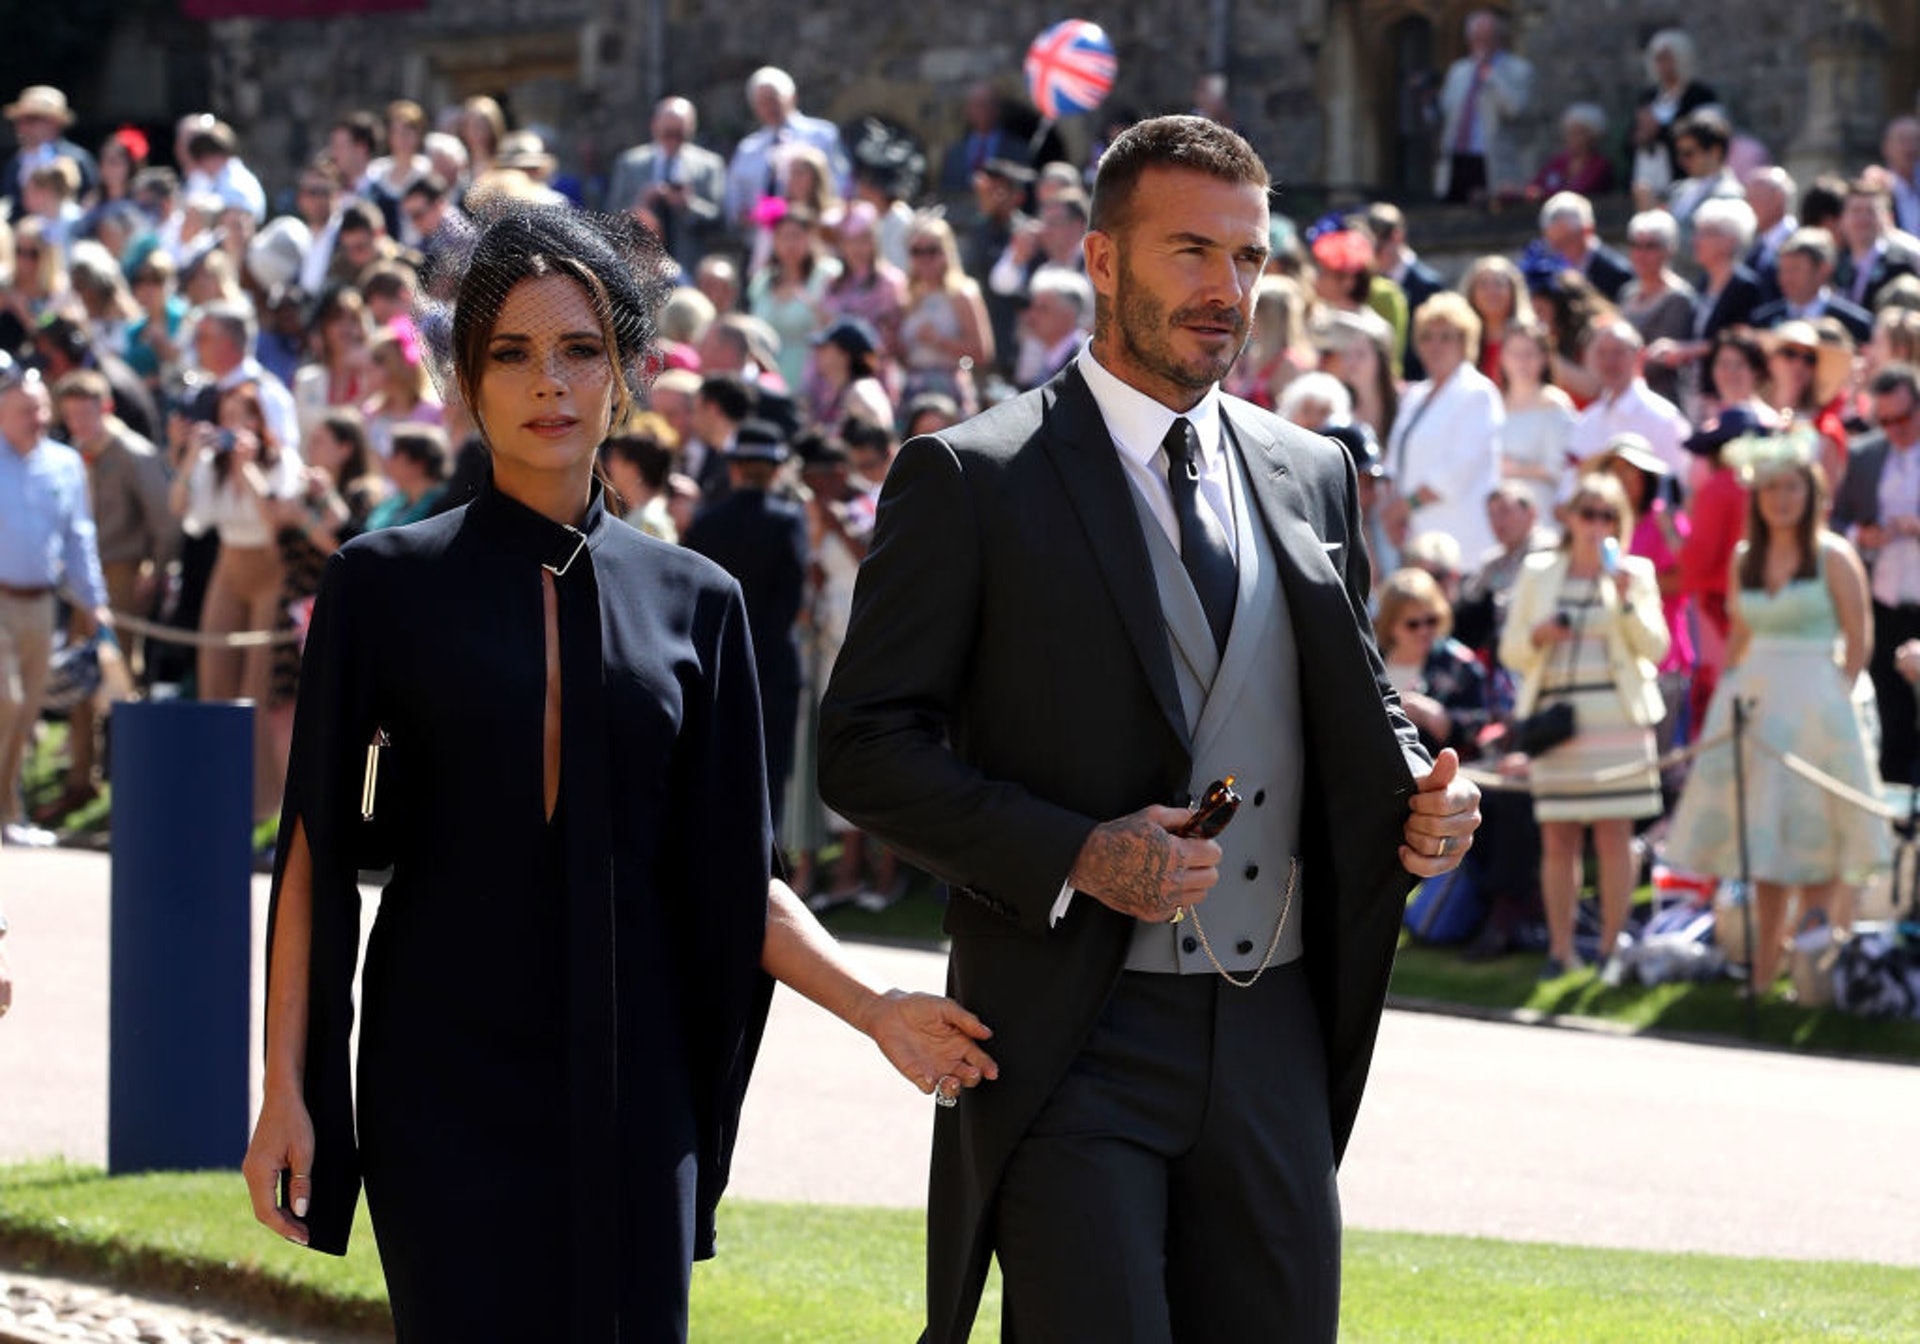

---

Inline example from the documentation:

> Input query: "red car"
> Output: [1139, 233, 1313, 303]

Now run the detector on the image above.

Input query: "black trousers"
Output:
[994, 963, 1340, 1344]
[1443, 153, 1488, 203]
[1869, 601, 1920, 786]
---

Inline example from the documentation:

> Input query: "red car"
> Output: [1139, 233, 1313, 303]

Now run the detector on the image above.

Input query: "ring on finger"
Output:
[1435, 835, 1452, 859]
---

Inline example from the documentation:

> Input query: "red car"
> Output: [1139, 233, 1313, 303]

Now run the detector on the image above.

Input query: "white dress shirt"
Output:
[1873, 443, 1920, 608]
[1567, 379, 1692, 480]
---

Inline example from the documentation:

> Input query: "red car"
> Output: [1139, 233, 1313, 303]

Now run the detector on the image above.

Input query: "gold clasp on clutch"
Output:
[362, 727, 390, 821]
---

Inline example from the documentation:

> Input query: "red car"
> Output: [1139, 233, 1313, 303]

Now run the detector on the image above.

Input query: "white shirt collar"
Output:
[1076, 342, 1224, 474]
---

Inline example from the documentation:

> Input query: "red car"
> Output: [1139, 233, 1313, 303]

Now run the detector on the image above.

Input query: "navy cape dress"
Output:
[265, 479, 774, 1342]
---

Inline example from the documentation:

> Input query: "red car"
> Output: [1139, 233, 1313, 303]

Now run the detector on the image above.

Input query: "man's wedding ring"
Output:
[1435, 835, 1453, 859]
[933, 1076, 958, 1108]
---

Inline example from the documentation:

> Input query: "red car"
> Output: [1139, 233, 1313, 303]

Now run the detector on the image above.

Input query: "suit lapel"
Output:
[1231, 407, 1347, 603]
[1039, 366, 1190, 755]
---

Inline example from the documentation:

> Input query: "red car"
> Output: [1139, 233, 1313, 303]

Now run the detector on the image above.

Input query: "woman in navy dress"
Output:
[242, 207, 997, 1343]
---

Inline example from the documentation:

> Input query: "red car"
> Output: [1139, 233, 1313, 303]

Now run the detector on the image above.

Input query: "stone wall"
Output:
[134, 0, 1920, 204]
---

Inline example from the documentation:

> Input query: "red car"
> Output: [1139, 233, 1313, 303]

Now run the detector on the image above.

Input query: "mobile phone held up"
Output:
[1175, 775, 1242, 840]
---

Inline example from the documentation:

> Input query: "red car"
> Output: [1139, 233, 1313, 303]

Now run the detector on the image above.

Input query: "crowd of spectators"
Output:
[5, 22, 1920, 988]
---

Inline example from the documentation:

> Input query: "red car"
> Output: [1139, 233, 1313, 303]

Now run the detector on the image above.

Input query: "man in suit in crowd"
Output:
[604, 97, 726, 276]
[723, 66, 850, 228]
[1744, 166, 1798, 298]
[682, 420, 809, 829]
[1832, 363, 1920, 785]
[1750, 228, 1874, 343]
[1366, 202, 1445, 379]
[1432, 9, 1533, 203]
[2, 86, 97, 213]
[940, 83, 1017, 201]
[1539, 191, 1632, 302]
[820, 115, 1480, 1344]
[1836, 176, 1920, 313]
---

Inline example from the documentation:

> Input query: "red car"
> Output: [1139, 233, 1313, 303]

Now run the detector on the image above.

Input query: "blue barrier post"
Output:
[108, 699, 253, 1173]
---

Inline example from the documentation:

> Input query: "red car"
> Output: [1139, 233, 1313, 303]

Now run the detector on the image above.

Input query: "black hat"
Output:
[1321, 422, 1386, 479]
[1682, 405, 1767, 458]
[727, 419, 789, 464]
[812, 315, 879, 358]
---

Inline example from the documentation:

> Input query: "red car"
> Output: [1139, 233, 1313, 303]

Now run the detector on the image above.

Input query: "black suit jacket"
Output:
[1696, 265, 1767, 342]
[1832, 432, 1891, 562]
[681, 486, 808, 698]
[1836, 244, 1920, 313]
[818, 365, 1425, 1344]
[1583, 245, 1633, 303]
[1751, 294, 1874, 345]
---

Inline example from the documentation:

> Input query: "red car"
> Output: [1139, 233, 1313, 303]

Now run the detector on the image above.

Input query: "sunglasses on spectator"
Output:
[1882, 407, 1920, 434]
[1576, 506, 1620, 523]
[1400, 614, 1442, 632]
[1627, 238, 1664, 250]
[909, 244, 943, 257]
[16, 247, 40, 260]
[1774, 347, 1819, 366]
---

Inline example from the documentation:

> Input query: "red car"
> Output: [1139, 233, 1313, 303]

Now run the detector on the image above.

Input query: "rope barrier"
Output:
[1463, 722, 1899, 822]
[108, 612, 302, 649]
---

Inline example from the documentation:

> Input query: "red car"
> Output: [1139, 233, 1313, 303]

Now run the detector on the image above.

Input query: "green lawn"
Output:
[3, 1164, 1918, 1342]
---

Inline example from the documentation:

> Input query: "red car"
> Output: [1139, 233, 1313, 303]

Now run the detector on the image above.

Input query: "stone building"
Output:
[10, 0, 1919, 207]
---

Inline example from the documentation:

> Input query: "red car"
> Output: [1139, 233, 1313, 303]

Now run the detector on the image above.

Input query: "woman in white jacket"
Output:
[1388, 293, 1503, 563]
[1500, 473, 1671, 978]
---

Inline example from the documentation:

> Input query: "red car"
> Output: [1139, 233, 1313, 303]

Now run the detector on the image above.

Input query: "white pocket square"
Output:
[1321, 541, 1343, 555]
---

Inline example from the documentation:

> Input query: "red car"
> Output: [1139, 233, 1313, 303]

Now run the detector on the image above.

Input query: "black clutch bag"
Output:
[1513, 700, 1577, 756]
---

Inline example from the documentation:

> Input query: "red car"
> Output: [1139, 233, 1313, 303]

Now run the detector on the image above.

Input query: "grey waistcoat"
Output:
[1123, 437, 1306, 975]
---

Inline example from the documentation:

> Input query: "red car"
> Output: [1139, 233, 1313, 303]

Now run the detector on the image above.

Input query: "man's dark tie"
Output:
[1163, 417, 1236, 656]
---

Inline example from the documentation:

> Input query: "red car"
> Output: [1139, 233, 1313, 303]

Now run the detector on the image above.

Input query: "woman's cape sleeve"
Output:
[263, 546, 383, 1255]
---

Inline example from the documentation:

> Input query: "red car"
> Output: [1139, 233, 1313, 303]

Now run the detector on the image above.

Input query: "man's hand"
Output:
[1401, 748, 1481, 879]
[1068, 804, 1222, 922]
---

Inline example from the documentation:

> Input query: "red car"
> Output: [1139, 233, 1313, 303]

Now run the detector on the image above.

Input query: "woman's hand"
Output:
[856, 988, 999, 1099]
[242, 1087, 316, 1246]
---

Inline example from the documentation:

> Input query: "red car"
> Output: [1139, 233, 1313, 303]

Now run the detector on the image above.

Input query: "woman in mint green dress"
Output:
[1664, 439, 1889, 992]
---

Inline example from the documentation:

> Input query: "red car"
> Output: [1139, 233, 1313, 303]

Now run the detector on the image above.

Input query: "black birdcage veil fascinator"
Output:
[415, 202, 674, 440]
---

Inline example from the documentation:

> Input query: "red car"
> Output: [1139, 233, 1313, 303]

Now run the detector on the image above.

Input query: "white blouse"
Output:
[185, 446, 305, 548]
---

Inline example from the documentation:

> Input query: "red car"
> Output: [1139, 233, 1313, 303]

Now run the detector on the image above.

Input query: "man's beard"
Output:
[1113, 259, 1249, 394]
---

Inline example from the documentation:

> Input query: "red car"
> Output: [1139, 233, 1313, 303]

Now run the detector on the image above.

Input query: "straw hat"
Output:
[1765, 319, 1854, 405]
[494, 131, 556, 177]
[5, 86, 75, 126]
[1581, 430, 1669, 481]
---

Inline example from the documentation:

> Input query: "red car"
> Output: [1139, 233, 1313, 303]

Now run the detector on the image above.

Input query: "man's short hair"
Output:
[1673, 108, 1731, 156]
[1846, 175, 1892, 211]
[1869, 362, 1920, 401]
[1089, 114, 1269, 238]
[1362, 202, 1407, 243]
[391, 424, 450, 481]
[746, 66, 796, 104]
[331, 110, 381, 156]
[697, 374, 754, 423]
[840, 418, 895, 457]
[53, 369, 111, 404]
[1028, 266, 1094, 325]
[336, 200, 383, 237]
[1800, 175, 1850, 231]
[1538, 191, 1594, 234]
[1779, 227, 1837, 269]
[197, 299, 255, 356]
[359, 262, 417, 304]
[402, 173, 450, 208]
[186, 122, 240, 161]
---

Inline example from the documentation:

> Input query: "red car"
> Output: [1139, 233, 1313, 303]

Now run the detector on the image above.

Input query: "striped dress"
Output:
[1530, 576, 1664, 822]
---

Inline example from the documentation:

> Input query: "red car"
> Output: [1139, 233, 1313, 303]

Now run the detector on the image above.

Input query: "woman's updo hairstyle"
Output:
[421, 204, 673, 432]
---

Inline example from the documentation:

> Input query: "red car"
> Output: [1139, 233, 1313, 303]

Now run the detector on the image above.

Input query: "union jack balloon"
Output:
[1024, 20, 1118, 120]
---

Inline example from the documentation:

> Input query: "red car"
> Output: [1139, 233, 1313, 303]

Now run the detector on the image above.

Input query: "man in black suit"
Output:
[1540, 190, 1631, 302]
[1836, 175, 1920, 313]
[1366, 202, 1445, 380]
[1750, 228, 1874, 344]
[681, 419, 809, 829]
[820, 116, 1480, 1344]
[603, 97, 726, 276]
[1831, 363, 1920, 784]
[939, 83, 1017, 201]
